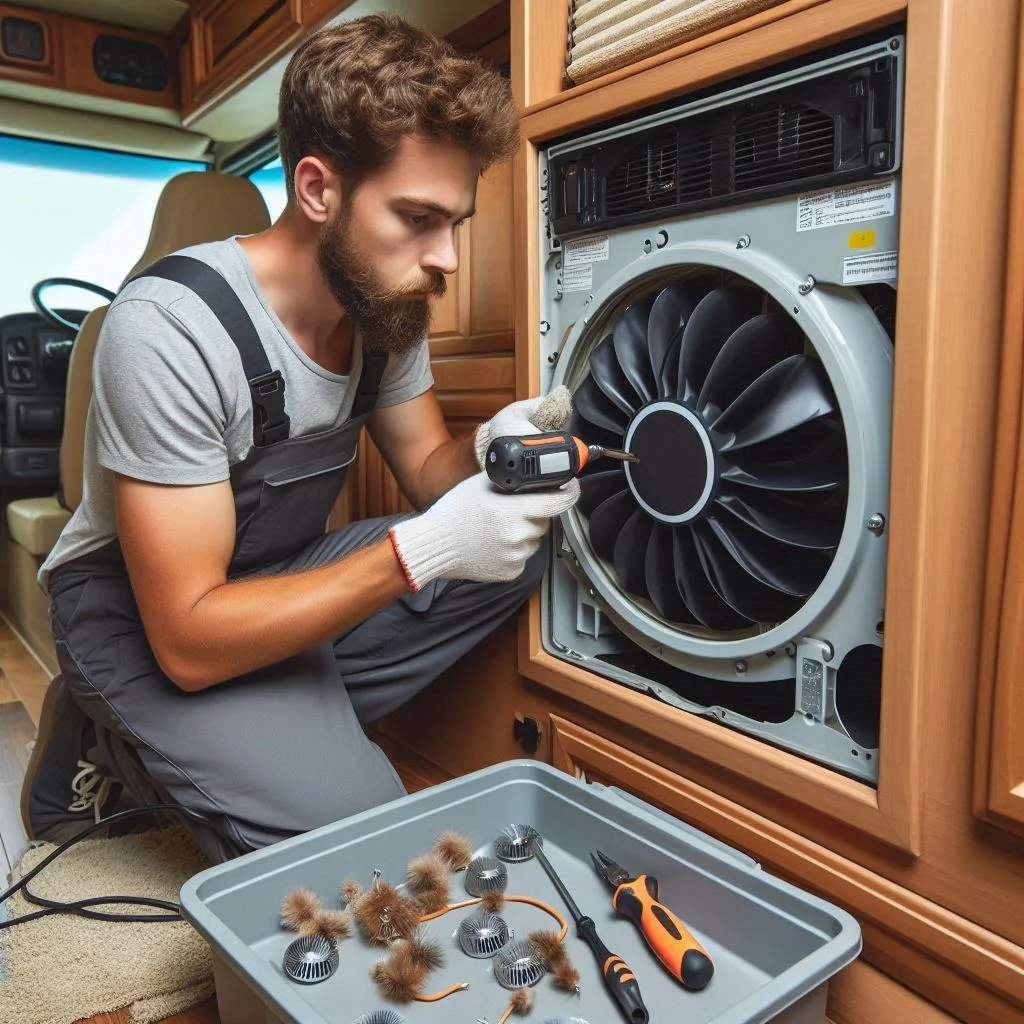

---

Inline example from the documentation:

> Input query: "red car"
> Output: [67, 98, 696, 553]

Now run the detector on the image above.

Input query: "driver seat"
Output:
[5, 171, 271, 669]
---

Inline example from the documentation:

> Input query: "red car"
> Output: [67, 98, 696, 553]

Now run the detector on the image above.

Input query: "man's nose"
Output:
[422, 229, 459, 276]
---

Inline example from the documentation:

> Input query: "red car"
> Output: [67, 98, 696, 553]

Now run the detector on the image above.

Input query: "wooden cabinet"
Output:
[181, 0, 346, 123]
[0, 3, 177, 108]
[500, 1, 1024, 1022]
[976, 11, 1024, 838]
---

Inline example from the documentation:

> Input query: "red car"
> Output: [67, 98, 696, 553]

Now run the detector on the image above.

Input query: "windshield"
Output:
[0, 134, 206, 319]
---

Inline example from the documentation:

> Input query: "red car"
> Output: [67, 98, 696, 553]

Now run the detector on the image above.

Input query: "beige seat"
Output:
[5, 171, 271, 669]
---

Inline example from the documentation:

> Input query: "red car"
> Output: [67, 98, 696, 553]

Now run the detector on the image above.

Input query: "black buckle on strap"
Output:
[249, 370, 290, 446]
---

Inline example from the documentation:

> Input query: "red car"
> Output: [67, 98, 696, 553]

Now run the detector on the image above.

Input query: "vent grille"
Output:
[548, 47, 898, 238]
[733, 104, 834, 189]
[605, 133, 678, 217]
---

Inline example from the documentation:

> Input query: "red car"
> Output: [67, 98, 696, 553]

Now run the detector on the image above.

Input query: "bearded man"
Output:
[25, 14, 578, 862]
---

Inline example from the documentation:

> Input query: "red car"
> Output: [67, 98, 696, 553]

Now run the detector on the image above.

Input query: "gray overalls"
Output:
[46, 256, 543, 863]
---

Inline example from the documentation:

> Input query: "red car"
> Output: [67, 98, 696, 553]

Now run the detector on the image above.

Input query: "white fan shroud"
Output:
[549, 239, 893, 664]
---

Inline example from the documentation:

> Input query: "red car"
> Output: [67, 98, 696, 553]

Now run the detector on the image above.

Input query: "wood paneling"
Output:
[976, 9, 1024, 837]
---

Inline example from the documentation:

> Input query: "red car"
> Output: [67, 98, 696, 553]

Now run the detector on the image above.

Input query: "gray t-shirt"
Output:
[40, 237, 433, 587]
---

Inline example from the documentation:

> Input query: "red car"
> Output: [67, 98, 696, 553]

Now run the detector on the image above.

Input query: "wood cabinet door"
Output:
[975, 11, 1024, 837]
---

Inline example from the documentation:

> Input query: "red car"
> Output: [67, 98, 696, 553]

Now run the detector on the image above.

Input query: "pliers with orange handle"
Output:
[591, 850, 715, 991]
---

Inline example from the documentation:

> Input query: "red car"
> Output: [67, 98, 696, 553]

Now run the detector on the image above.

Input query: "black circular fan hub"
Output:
[625, 402, 714, 523]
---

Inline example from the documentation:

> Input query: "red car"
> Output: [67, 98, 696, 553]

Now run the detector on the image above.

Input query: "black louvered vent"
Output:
[605, 133, 678, 217]
[733, 104, 834, 190]
[551, 48, 898, 238]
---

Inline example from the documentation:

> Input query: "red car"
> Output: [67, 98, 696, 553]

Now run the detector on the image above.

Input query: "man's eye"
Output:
[407, 213, 430, 226]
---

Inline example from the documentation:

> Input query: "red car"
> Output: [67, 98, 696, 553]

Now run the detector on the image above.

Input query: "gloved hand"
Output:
[389, 472, 580, 591]
[473, 386, 574, 469]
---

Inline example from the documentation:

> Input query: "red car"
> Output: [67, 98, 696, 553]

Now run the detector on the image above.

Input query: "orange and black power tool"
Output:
[486, 430, 637, 494]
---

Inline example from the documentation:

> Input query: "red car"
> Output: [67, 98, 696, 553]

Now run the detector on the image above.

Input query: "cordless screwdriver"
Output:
[485, 430, 637, 494]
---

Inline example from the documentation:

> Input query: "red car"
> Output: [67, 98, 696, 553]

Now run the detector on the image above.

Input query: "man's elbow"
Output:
[150, 640, 219, 693]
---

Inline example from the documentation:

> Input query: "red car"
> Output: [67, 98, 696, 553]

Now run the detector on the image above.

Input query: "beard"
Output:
[317, 207, 447, 357]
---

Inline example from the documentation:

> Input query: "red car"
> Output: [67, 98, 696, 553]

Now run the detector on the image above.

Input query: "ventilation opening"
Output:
[599, 649, 795, 723]
[834, 643, 882, 749]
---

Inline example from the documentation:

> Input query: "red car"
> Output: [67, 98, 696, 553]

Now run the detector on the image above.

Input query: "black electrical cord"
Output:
[0, 802, 211, 930]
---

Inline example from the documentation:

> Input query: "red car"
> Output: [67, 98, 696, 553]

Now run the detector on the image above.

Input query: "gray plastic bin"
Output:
[180, 760, 860, 1024]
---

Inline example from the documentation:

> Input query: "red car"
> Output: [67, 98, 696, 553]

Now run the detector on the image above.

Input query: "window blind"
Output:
[566, 0, 789, 85]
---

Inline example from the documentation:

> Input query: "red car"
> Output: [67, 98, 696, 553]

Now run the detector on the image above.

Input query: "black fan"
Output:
[571, 276, 847, 631]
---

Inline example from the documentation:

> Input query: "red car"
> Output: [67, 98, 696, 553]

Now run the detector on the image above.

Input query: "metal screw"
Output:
[821, 642, 835, 661]
[547, 353, 558, 365]
[735, 660, 748, 673]
[656, 230, 669, 248]
[736, 234, 751, 249]
[784, 642, 797, 657]
[889, 38, 900, 50]
[797, 275, 816, 295]
[643, 239, 653, 253]
[539, 321, 550, 335]
[867, 513, 886, 534]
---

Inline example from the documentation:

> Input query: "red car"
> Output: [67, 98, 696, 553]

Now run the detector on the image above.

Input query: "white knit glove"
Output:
[389, 472, 580, 591]
[473, 386, 574, 469]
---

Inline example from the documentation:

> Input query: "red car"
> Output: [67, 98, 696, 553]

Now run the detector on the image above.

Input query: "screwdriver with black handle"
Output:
[486, 430, 637, 493]
[524, 833, 650, 1024]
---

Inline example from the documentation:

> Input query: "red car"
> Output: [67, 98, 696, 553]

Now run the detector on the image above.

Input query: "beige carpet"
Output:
[0, 826, 215, 1024]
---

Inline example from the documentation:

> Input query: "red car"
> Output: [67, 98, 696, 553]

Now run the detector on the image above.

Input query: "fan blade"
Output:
[590, 333, 642, 414]
[721, 450, 844, 492]
[707, 515, 831, 596]
[697, 313, 805, 420]
[693, 522, 802, 624]
[588, 489, 636, 561]
[579, 468, 627, 516]
[674, 527, 748, 630]
[713, 355, 836, 452]
[613, 509, 653, 597]
[677, 286, 762, 404]
[612, 301, 657, 403]
[646, 525, 696, 624]
[573, 375, 630, 435]
[647, 282, 701, 395]
[715, 491, 843, 549]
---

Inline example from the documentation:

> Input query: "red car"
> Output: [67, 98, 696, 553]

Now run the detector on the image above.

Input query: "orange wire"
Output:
[415, 983, 469, 1001]
[418, 893, 569, 942]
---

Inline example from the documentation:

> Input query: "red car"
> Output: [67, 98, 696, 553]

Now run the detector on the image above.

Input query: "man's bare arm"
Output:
[116, 475, 409, 692]
[367, 390, 478, 510]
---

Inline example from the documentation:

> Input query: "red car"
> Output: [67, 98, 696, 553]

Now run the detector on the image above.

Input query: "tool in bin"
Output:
[520, 831, 651, 1024]
[591, 850, 714, 991]
[485, 431, 638, 494]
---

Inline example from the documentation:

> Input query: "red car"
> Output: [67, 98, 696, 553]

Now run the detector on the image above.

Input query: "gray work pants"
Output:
[48, 515, 545, 862]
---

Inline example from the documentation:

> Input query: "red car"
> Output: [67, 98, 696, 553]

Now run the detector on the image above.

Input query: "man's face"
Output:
[317, 136, 481, 356]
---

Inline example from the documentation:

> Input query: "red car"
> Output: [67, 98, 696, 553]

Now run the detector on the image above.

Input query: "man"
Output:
[24, 14, 578, 862]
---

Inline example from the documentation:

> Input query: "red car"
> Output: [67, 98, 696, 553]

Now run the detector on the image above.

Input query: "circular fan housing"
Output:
[553, 251, 892, 663]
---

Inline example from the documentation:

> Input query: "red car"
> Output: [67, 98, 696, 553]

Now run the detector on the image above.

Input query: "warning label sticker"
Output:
[562, 264, 594, 293]
[563, 234, 610, 267]
[842, 250, 898, 285]
[797, 178, 896, 232]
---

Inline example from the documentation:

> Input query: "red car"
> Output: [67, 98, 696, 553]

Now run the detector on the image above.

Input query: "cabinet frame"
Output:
[516, 0, 1019, 854]
[975, 9, 1024, 836]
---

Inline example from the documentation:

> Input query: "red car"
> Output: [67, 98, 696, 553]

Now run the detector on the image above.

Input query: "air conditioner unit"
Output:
[538, 33, 903, 784]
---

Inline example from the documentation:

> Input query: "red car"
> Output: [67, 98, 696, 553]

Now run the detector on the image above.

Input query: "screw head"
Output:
[867, 513, 886, 533]
[797, 275, 816, 295]
[735, 660, 748, 673]
[784, 642, 797, 657]
[736, 234, 751, 249]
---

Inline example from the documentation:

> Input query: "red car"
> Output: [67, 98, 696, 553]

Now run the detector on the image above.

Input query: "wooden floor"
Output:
[0, 616, 221, 1024]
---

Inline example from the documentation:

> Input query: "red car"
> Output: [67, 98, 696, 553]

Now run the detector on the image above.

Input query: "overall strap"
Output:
[132, 254, 289, 446]
[351, 351, 389, 419]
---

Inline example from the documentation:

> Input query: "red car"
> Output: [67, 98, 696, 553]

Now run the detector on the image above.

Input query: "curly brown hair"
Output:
[277, 13, 520, 202]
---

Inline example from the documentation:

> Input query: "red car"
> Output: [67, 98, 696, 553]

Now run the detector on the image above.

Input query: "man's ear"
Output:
[293, 156, 341, 225]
